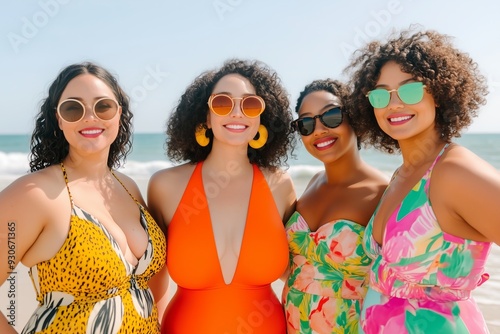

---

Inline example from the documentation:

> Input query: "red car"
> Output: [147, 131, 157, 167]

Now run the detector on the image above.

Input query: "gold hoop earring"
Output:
[249, 125, 268, 149]
[195, 124, 210, 147]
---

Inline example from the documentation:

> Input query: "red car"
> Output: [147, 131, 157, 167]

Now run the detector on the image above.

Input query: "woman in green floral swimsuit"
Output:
[283, 79, 388, 333]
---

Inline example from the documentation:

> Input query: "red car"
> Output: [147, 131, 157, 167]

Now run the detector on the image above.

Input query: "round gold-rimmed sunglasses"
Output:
[56, 98, 120, 123]
[207, 94, 265, 118]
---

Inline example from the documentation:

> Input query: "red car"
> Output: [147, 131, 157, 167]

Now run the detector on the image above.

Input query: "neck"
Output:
[323, 148, 366, 185]
[203, 143, 253, 177]
[398, 134, 447, 170]
[62, 155, 111, 180]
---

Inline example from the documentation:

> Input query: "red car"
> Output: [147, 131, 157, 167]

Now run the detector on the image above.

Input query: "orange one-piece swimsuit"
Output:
[161, 162, 289, 333]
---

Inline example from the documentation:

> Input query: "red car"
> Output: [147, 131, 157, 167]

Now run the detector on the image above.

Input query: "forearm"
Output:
[0, 313, 18, 334]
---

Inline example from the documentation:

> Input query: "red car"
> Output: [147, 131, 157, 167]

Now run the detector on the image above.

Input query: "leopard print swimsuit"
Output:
[21, 164, 166, 333]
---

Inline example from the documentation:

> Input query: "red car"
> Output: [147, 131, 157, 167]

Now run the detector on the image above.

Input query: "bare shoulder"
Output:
[149, 163, 196, 192]
[363, 163, 390, 195]
[0, 165, 67, 269]
[434, 144, 499, 183]
[112, 170, 144, 203]
[147, 163, 197, 228]
[261, 167, 297, 221]
[364, 162, 390, 185]
[432, 143, 500, 209]
[431, 144, 500, 243]
[260, 167, 295, 193]
[1, 166, 64, 204]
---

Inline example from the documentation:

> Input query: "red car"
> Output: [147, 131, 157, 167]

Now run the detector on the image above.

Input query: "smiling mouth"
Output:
[389, 115, 413, 123]
[315, 139, 336, 148]
[80, 129, 103, 135]
[225, 124, 247, 130]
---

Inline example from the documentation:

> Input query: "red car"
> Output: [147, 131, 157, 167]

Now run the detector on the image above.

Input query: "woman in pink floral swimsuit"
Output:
[345, 28, 500, 333]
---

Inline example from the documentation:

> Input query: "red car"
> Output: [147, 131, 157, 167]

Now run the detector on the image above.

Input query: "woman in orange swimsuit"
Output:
[0, 62, 167, 333]
[148, 59, 297, 333]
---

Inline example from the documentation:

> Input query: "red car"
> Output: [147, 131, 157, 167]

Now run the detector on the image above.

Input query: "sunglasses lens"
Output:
[297, 118, 315, 136]
[210, 95, 233, 116]
[368, 89, 390, 108]
[59, 100, 84, 122]
[368, 82, 425, 108]
[242, 96, 264, 118]
[321, 108, 343, 128]
[94, 98, 119, 120]
[398, 82, 424, 104]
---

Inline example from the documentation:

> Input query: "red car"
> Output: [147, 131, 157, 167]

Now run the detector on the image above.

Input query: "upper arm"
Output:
[0, 176, 48, 285]
[434, 148, 500, 244]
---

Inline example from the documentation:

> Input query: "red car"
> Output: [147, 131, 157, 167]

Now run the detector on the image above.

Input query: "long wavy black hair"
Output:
[29, 62, 133, 171]
[166, 58, 296, 170]
[344, 27, 488, 153]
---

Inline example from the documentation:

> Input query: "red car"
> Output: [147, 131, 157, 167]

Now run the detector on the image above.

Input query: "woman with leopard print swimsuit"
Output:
[0, 62, 167, 333]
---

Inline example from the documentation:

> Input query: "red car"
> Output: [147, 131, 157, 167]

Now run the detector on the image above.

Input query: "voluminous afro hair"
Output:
[29, 62, 133, 171]
[166, 58, 296, 170]
[344, 27, 488, 153]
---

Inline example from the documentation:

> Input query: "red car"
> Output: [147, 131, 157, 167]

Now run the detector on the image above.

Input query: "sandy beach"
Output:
[1, 175, 499, 333]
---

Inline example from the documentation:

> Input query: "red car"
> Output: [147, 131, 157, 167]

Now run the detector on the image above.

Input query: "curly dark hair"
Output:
[294, 79, 361, 149]
[29, 62, 133, 172]
[166, 59, 296, 170]
[344, 27, 488, 153]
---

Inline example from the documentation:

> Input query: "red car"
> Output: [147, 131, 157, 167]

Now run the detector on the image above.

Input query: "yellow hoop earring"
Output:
[195, 124, 210, 147]
[249, 125, 268, 149]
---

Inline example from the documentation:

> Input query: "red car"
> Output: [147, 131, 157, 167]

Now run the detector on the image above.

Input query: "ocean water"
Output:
[1, 133, 499, 180]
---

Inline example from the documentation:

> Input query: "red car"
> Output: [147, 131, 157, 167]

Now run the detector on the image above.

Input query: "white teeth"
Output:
[81, 129, 102, 135]
[225, 124, 246, 130]
[390, 116, 412, 122]
[316, 139, 335, 148]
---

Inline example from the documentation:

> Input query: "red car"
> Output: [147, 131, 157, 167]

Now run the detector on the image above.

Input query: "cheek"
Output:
[250, 119, 262, 137]
[301, 136, 314, 148]
[373, 109, 386, 127]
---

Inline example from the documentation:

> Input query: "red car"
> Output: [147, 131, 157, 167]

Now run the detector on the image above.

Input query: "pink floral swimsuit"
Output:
[360, 144, 492, 333]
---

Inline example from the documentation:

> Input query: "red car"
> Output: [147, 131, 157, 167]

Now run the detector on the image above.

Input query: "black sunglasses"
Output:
[291, 107, 343, 136]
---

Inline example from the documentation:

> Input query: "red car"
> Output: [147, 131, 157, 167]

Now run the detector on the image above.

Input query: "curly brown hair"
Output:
[166, 59, 296, 170]
[29, 62, 133, 172]
[294, 79, 361, 149]
[344, 27, 488, 153]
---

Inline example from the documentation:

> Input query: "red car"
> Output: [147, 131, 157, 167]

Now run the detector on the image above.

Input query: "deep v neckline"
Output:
[72, 204, 149, 270]
[60, 163, 150, 270]
[200, 162, 255, 286]
[369, 143, 450, 249]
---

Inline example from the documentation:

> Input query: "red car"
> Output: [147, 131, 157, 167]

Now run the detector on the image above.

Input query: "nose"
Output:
[387, 89, 404, 109]
[313, 117, 327, 136]
[81, 104, 97, 121]
[230, 98, 244, 117]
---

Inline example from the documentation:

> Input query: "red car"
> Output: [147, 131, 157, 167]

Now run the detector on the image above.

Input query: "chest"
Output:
[371, 170, 431, 245]
[167, 180, 288, 288]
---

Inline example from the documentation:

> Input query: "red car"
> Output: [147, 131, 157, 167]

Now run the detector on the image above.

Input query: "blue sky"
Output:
[2, 0, 499, 134]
